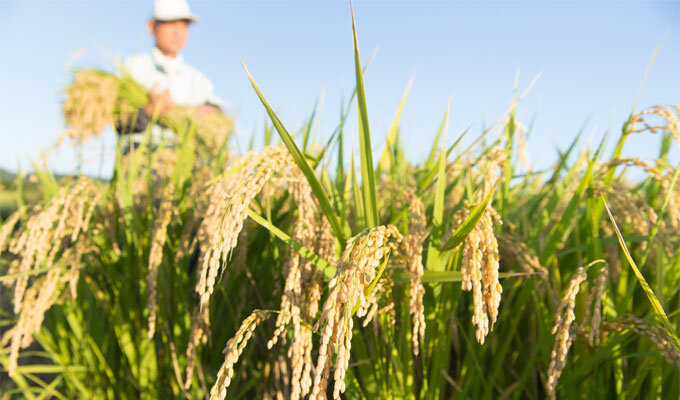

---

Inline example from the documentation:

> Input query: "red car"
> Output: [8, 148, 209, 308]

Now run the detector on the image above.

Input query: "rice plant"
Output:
[1, 6, 679, 400]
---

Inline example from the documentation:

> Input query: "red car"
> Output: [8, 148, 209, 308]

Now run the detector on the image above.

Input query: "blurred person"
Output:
[116, 0, 223, 151]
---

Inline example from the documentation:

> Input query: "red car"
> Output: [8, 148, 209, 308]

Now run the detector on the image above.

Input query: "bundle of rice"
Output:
[62, 69, 119, 143]
[62, 68, 233, 153]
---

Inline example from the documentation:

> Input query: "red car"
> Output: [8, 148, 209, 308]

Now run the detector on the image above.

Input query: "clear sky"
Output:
[0, 0, 678, 178]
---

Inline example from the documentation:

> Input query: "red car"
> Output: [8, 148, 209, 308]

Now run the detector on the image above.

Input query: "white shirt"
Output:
[120, 47, 223, 145]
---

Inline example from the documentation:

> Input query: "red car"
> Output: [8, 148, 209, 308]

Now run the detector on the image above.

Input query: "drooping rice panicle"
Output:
[0, 206, 26, 255]
[210, 309, 270, 400]
[629, 104, 680, 147]
[546, 266, 588, 399]
[184, 305, 210, 388]
[455, 199, 503, 345]
[1, 177, 99, 377]
[195, 146, 295, 308]
[581, 264, 608, 346]
[266, 166, 334, 400]
[146, 182, 176, 339]
[311, 225, 401, 400]
[604, 315, 680, 368]
[187, 147, 299, 387]
[497, 232, 557, 307]
[404, 193, 427, 355]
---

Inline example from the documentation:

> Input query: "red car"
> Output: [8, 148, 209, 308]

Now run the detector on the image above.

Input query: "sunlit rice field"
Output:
[1, 9, 680, 400]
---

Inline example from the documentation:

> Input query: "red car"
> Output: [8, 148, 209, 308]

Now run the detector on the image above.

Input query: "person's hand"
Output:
[144, 85, 175, 117]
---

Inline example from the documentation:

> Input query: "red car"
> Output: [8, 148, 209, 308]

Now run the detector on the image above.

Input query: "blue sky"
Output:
[0, 0, 678, 178]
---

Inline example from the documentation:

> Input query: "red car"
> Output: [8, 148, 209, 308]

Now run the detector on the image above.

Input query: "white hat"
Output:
[152, 0, 199, 23]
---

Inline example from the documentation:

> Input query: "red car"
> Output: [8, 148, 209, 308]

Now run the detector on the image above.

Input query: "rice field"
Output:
[1, 10, 679, 400]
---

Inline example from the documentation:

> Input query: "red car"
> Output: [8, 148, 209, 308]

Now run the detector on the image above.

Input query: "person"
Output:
[116, 0, 223, 152]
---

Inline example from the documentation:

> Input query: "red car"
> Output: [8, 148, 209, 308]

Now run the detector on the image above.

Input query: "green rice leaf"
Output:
[247, 208, 335, 279]
[426, 109, 449, 270]
[241, 60, 348, 244]
[602, 195, 680, 352]
[0, 265, 60, 282]
[539, 154, 595, 265]
[352, 253, 390, 315]
[441, 184, 497, 252]
[425, 106, 451, 169]
[416, 270, 533, 283]
[351, 5, 379, 228]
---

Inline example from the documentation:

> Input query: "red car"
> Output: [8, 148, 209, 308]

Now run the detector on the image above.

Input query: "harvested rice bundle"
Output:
[159, 103, 234, 157]
[62, 69, 119, 144]
[61, 68, 233, 154]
